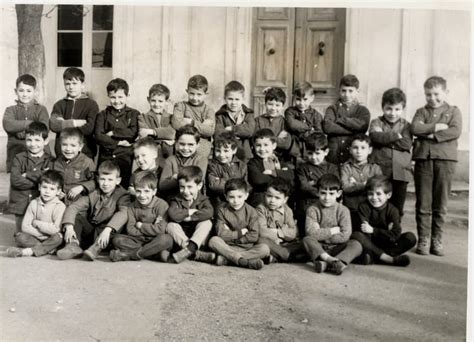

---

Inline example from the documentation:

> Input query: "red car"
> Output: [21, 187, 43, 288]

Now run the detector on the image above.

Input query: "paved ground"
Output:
[0, 173, 469, 341]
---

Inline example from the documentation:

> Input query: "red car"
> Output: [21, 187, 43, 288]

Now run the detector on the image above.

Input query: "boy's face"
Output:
[264, 186, 288, 210]
[134, 146, 158, 171]
[265, 99, 284, 117]
[39, 181, 61, 203]
[350, 139, 372, 164]
[295, 92, 314, 112]
[340, 86, 358, 105]
[214, 144, 237, 164]
[25, 134, 48, 156]
[15, 82, 36, 104]
[135, 186, 157, 206]
[254, 137, 277, 160]
[64, 78, 84, 99]
[318, 188, 342, 208]
[148, 94, 167, 114]
[108, 89, 128, 110]
[61, 136, 83, 160]
[98, 171, 121, 195]
[424, 85, 448, 108]
[367, 187, 391, 209]
[186, 87, 207, 106]
[178, 179, 202, 201]
[383, 102, 404, 123]
[226, 189, 248, 210]
[225, 91, 244, 113]
[306, 148, 329, 166]
[176, 134, 198, 158]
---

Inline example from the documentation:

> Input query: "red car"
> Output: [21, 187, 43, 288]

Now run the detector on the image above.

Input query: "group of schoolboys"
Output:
[2, 67, 462, 276]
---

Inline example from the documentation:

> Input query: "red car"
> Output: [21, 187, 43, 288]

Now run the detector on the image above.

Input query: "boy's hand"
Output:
[154, 216, 163, 224]
[182, 117, 193, 125]
[372, 126, 383, 132]
[118, 140, 132, 147]
[330, 226, 341, 235]
[388, 222, 394, 231]
[435, 123, 449, 132]
[241, 228, 249, 235]
[263, 170, 273, 175]
[308, 180, 316, 186]
[225, 126, 232, 131]
[361, 221, 374, 234]
[427, 133, 435, 139]
[97, 227, 112, 249]
[172, 173, 178, 180]
[32, 219, 40, 228]
[397, 133, 403, 139]
[349, 177, 357, 184]
[278, 130, 289, 138]
[163, 140, 175, 146]
[188, 209, 198, 216]
[139, 128, 155, 138]
[136, 222, 143, 229]
[21, 173, 27, 177]
[64, 225, 77, 243]
[183, 216, 192, 222]
[67, 185, 84, 201]
[128, 186, 136, 196]
[74, 119, 87, 127]
[106, 131, 114, 136]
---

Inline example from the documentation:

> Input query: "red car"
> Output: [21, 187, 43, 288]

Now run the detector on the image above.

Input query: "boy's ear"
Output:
[283, 195, 289, 204]
[336, 190, 343, 198]
[115, 177, 122, 186]
[386, 192, 392, 200]
[197, 182, 203, 191]
[272, 141, 277, 150]
[43, 137, 50, 146]
[152, 188, 158, 196]
[244, 192, 249, 200]
[368, 146, 373, 155]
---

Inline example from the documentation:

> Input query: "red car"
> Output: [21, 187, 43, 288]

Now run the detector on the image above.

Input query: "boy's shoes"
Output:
[247, 258, 264, 270]
[360, 253, 373, 265]
[57, 242, 83, 260]
[327, 260, 347, 275]
[172, 247, 192, 264]
[6, 247, 23, 258]
[393, 255, 410, 267]
[194, 250, 216, 264]
[158, 250, 170, 263]
[83, 242, 102, 261]
[263, 255, 278, 265]
[430, 239, 444, 256]
[215, 255, 228, 266]
[314, 261, 328, 273]
[416, 238, 430, 255]
[109, 249, 130, 262]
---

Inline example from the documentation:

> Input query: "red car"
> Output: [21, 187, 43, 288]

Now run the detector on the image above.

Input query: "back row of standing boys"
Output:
[3, 68, 461, 274]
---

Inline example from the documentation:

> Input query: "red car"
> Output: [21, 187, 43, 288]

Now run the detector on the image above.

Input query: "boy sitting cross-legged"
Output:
[257, 178, 305, 263]
[208, 178, 270, 270]
[351, 176, 416, 266]
[303, 174, 363, 275]
[7, 170, 66, 258]
[56, 160, 131, 261]
[166, 166, 215, 264]
[110, 171, 173, 262]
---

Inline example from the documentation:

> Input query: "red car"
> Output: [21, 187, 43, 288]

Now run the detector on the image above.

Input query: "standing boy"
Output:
[303, 174, 363, 275]
[411, 76, 462, 256]
[215, 81, 256, 161]
[323, 74, 371, 165]
[138, 84, 175, 162]
[110, 172, 173, 262]
[369, 88, 412, 216]
[50, 67, 99, 160]
[95, 78, 139, 187]
[2, 74, 49, 172]
[172, 75, 215, 158]
[166, 166, 215, 264]
[7, 170, 66, 258]
[56, 160, 131, 261]
[8, 122, 52, 231]
[209, 178, 270, 270]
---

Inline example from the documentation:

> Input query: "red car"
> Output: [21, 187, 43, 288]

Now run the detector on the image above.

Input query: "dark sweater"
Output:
[357, 200, 402, 243]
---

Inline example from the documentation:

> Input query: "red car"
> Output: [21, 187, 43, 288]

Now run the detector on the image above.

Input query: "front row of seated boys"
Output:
[6, 127, 415, 274]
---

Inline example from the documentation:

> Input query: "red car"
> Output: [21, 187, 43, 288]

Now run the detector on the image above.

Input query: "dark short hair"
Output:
[148, 83, 170, 100]
[188, 75, 208, 92]
[351, 133, 371, 147]
[366, 175, 392, 194]
[267, 177, 291, 197]
[40, 170, 64, 189]
[135, 171, 158, 190]
[305, 133, 328, 152]
[224, 81, 245, 96]
[176, 124, 200, 143]
[16, 74, 37, 88]
[25, 121, 48, 140]
[340, 74, 359, 89]
[178, 166, 203, 184]
[317, 174, 342, 191]
[224, 178, 249, 194]
[60, 127, 84, 144]
[107, 78, 129, 96]
[214, 131, 238, 150]
[424, 76, 447, 90]
[382, 88, 406, 108]
[63, 67, 85, 82]
[264, 87, 286, 104]
[293, 81, 314, 97]
[253, 128, 277, 144]
[134, 136, 158, 153]
[98, 160, 121, 176]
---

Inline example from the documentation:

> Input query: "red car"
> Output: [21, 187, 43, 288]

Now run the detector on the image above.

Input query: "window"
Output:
[57, 5, 113, 68]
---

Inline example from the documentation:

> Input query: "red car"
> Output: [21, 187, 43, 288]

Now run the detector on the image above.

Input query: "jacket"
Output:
[206, 156, 247, 204]
[285, 106, 323, 158]
[168, 193, 214, 230]
[126, 197, 169, 238]
[215, 202, 260, 248]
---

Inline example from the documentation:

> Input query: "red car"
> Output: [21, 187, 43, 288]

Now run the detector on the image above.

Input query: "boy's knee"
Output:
[347, 239, 363, 253]
[208, 236, 222, 249]
[403, 232, 417, 247]
[166, 222, 182, 233]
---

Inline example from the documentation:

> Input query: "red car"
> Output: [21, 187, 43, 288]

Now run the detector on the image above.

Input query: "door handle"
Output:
[318, 42, 325, 56]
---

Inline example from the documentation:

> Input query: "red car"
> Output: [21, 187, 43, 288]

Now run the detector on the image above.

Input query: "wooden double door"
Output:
[252, 8, 346, 115]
